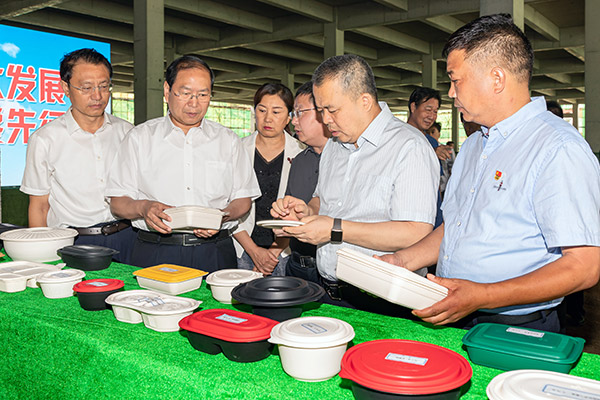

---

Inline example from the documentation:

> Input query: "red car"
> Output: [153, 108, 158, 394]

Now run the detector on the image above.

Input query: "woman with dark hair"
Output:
[233, 83, 305, 275]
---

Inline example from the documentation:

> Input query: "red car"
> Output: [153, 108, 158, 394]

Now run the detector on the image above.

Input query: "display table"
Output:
[1, 259, 599, 399]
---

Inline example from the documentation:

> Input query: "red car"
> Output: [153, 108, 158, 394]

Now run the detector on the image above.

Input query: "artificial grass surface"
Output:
[1, 258, 599, 400]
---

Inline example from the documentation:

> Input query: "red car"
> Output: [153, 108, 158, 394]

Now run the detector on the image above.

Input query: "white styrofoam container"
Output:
[0, 227, 77, 262]
[135, 275, 203, 295]
[105, 290, 201, 332]
[336, 248, 448, 310]
[163, 206, 224, 233]
[269, 316, 355, 382]
[0, 262, 65, 293]
[205, 269, 263, 304]
[487, 369, 600, 399]
[36, 269, 86, 299]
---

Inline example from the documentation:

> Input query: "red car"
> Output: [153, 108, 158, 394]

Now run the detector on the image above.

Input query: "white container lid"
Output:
[165, 205, 224, 215]
[105, 289, 201, 316]
[206, 269, 263, 287]
[36, 269, 86, 284]
[269, 316, 355, 349]
[487, 369, 600, 400]
[0, 227, 77, 242]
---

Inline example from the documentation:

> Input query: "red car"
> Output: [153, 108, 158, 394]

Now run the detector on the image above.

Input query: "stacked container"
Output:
[0, 261, 65, 293]
[163, 206, 224, 232]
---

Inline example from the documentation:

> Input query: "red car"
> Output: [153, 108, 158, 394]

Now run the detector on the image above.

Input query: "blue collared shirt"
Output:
[439, 97, 600, 315]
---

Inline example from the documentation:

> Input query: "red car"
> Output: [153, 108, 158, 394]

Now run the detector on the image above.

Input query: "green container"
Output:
[461, 323, 584, 372]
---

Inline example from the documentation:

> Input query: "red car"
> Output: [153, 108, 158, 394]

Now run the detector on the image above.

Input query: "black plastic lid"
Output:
[231, 276, 325, 306]
[57, 244, 119, 258]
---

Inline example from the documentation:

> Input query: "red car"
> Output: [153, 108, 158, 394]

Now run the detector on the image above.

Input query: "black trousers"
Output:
[74, 225, 136, 265]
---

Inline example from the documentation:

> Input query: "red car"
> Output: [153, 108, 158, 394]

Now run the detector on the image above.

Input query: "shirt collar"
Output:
[164, 113, 208, 139]
[342, 101, 393, 149]
[487, 96, 547, 140]
[65, 107, 110, 135]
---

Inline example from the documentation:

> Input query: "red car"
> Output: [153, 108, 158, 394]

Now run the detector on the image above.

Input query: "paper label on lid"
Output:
[506, 327, 545, 338]
[301, 323, 327, 334]
[216, 314, 247, 324]
[136, 296, 165, 306]
[52, 272, 73, 278]
[86, 281, 108, 287]
[385, 353, 428, 366]
[159, 267, 179, 272]
[542, 384, 600, 400]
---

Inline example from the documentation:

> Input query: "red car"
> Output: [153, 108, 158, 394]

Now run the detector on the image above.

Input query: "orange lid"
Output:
[133, 264, 208, 283]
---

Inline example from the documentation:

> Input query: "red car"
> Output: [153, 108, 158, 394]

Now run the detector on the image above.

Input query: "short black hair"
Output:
[431, 121, 442, 132]
[408, 87, 441, 115]
[165, 55, 214, 90]
[253, 83, 294, 113]
[312, 54, 378, 101]
[546, 100, 564, 118]
[60, 48, 112, 84]
[443, 13, 534, 84]
[295, 81, 314, 100]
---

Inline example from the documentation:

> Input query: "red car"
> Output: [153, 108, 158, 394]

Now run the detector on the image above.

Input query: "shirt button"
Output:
[482, 155, 487, 159]
[337, 201, 342, 207]
[457, 221, 461, 226]
[97, 156, 101, 160]
[99, 178, 104, 182]
[444, 255, 449, 260]
[186, 187, 191, 191]
[470, 188, 475, 193]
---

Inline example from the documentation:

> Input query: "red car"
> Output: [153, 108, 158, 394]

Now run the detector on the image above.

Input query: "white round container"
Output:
[0, 228, 78, 262]
[487, 369, 600, 399]
[269, 316, 355, 382]
[206, 269, 263, 304]
[36, 269, 86, 299]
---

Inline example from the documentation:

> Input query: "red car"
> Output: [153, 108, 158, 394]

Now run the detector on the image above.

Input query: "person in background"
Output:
[546, 100, 564, 119]
[428, 122, 455, 197]
[106, 55, 260, 271]
[21, 48, 135, 263]
[234, 83, 305, 276]
[377, 14, 600, 333]
[283, 81, 330, 284]
[461, 112, 482, 137]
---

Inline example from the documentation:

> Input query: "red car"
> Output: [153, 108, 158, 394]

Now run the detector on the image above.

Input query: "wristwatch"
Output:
[330, 218, 343, 244]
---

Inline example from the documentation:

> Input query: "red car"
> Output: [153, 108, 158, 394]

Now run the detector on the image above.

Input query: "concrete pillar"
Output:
[324, 10, 344, 59]
[572, 102, 579, 130]
[480, 0, 524, 31]
[422, 51, 437, 89]
[585, 0, 600, 157]
[281, 65, 295, 92]
[134, 0, 164, 125]
[452, 106, 460, 151]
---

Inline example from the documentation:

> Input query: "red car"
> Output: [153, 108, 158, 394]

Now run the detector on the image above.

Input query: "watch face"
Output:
[331, 230, 343, 244]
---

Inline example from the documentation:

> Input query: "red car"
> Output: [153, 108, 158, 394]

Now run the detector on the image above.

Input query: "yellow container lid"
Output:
[133, 264, 208, 283]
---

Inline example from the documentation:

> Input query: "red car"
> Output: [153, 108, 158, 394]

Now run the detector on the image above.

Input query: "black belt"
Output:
[137, 229, 232, 247]
[320, 277, 348, 301]
[290, 252, 317, 265]
[468, 308, 556, 326]
[72, 220, 131, 236]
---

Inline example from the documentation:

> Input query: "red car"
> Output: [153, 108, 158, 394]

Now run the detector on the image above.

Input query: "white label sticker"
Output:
[159, 267, 179, 272]
[542, 384, 600, 400]
[301, 323, 327, 334]
[385, 353, 428, 366]
[136, 296, 164, 306]
[215, 314, 247, 324]
[86, 281, 108, 287]
[506, 327, 545, 338]
[52, 272, 73, 278]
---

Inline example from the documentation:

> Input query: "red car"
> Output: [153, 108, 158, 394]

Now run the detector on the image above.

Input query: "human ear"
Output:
[362, 93, 375, 111]
[60, 80, 71, 99]
[163, 81, 170, 102]
[491, 67, 506, 94]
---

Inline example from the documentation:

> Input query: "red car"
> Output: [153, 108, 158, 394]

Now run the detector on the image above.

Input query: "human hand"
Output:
[141, 200, 173, 234]
[373, 251, 407, 267]
[283, 215, 333, 245]
[271, 196, 309, 221]
[435, 145, 453, 161]
[412, 275, 485, 325]
[249, 246, 279, 275]
[193, 229, 218, 238]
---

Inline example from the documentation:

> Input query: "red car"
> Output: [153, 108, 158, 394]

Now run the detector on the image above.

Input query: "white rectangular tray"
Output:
[163, 206, 224, 233]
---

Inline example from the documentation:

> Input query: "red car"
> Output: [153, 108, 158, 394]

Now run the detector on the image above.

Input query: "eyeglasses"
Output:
[69, 83, 113, 95]
[172, 91, 212, 102]
[289, 108, 315, 119]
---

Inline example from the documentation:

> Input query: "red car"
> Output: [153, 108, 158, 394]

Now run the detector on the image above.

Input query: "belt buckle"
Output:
[322, 280, 343, 301]
[101, 222, 118, 236]
[182, 234, 202, 246]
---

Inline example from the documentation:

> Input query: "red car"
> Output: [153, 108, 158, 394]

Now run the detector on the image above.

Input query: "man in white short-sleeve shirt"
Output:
[20, 48, 135, 263]
[106, 55, 260, 271]
[271, 55, 439, 314]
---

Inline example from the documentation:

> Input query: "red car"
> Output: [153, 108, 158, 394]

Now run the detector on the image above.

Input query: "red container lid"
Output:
[179, 309, 279, 343]
[340, 339, 472, 395]
[73, 279, 124, 293]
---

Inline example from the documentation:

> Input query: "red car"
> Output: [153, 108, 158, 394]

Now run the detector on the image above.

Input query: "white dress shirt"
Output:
[20, 109, 133, 228]
[315, 102, 439, 280]
[105, 115, 261, 231]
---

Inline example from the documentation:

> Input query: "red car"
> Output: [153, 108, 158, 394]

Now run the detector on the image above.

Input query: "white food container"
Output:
[206, 269, 264, 304]
[0, 261, 65, 293]
[163, 206, 224, 233]
[336, 248, 448, 310]
[133, 264, 208, 295]
[36, 269, 86, 299]
[0, 227, 78, 262]
[105, 289, 201, 332]
[269, 316, 355, 382]
[487, 369, 600, 399]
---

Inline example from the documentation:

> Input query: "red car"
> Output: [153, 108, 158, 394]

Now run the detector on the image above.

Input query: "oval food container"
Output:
[57, 245, 119, 271]
[461, 323, 585, 372]
[269, 316, 355, 382]
[179, 309, 278, 362]
[105, 289, 201, 332]
[0, 261, 65, 293]
[0, 227, 78, 262]
[339, 339, 472, 400]
[73, 279, 124, 311]
[133, 264, 208, 295]
[231, 276, 325, 322]
[487, 369, 600, 399]
[36, 269, 86, 298]
[163, 205, 224, 232]
[205, 269, 263, 304]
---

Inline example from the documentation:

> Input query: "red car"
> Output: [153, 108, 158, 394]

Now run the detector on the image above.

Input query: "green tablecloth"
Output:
[1, 260, 599, 399]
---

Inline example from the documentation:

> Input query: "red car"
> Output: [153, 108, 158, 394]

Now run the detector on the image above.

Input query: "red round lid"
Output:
[179, 309, 279, 343]
[73, 279, 124, 293]
[339, 339, 472, 395]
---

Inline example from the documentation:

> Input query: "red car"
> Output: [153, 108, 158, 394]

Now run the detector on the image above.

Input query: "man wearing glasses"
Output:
[21, 48, 135, 263]
[106, 55, 259, 271]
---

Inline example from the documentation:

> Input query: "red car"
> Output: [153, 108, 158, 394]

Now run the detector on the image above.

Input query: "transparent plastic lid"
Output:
[105, 289, 201, 316]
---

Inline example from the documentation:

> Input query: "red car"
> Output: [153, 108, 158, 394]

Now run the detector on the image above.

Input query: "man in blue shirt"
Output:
[378, 14, 600, 333]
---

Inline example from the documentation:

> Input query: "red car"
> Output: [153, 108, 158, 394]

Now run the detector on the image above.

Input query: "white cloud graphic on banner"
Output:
[1, 43, 20, 58]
